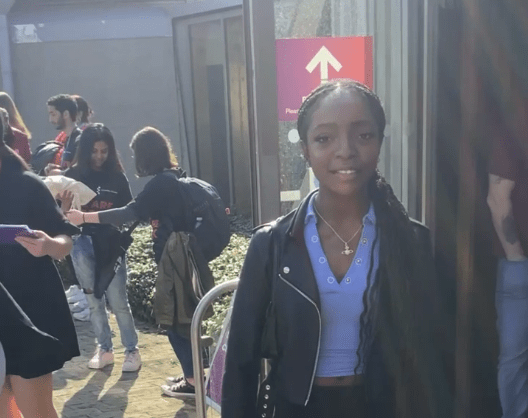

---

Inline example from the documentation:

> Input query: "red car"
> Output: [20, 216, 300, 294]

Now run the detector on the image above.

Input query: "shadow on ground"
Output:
[174, 399, 197, 418]
[61, 366, 139, 418]
[53, 320, 97, 391]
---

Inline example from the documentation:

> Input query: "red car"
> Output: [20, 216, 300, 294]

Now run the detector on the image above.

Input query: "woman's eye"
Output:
[359, 133, 375, 141]
[315, 135, 330, 143]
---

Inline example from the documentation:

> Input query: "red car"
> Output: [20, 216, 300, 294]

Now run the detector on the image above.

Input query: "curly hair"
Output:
[296, 79, 448, 417]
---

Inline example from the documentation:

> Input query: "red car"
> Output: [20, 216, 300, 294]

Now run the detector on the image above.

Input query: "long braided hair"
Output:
[297, 80, 447, 417]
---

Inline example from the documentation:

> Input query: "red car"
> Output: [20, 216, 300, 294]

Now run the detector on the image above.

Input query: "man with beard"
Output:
[45, 94, 81, 174]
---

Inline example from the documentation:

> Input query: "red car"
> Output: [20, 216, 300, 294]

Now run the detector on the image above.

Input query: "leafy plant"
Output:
[126, 226, 250, 338]
[126, 226, 158, 323]
[203, 234, 249, 338]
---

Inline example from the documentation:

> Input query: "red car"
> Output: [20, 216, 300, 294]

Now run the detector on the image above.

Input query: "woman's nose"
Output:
[335, 136, 357, 158]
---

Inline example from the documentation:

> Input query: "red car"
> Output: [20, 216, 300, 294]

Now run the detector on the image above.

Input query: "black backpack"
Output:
[31, 141, 63, 174]
[175, 173, 231, 262]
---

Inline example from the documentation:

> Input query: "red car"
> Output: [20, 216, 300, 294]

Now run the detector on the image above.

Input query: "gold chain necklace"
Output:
[313, 203, 364, 256]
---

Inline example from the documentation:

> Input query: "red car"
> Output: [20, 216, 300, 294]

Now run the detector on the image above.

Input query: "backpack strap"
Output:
[125, 221, 141, 236]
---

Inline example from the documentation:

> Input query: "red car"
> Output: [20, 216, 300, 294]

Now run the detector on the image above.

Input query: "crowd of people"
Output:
[0, 83, 456, 418]
[0, 92, 211, 417]
[0, 78, 524, 418]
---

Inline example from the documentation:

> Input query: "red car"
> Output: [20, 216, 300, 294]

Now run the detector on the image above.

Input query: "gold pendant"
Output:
[342, 242, 354, 256]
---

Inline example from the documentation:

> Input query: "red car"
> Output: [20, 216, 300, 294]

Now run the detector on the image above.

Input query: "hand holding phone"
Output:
[0, 225, 38, 245]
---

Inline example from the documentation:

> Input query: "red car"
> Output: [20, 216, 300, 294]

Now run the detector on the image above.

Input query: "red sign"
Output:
[276, 36, 373, 121]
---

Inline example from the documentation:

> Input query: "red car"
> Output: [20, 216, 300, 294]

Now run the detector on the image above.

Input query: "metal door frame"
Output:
[174, 7, 244, 208]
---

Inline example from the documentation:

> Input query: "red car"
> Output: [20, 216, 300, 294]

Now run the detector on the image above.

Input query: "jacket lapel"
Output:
[280, 190, 321, 308]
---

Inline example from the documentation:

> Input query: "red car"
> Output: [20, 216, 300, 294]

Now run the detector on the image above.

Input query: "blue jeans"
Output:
[71, 235, 138, 353]
[167, 329, 194, 378]
[496, 258, 528, 418]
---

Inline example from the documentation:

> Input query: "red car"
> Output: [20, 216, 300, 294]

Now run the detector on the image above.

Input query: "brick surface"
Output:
[52, 315, 220, 417]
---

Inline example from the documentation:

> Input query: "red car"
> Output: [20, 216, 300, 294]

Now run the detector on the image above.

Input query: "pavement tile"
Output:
[53, 315, 198, 417]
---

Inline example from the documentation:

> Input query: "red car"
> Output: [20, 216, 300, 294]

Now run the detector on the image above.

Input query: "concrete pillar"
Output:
[0, 1, 15, 96]
[0, 14, 13, 96]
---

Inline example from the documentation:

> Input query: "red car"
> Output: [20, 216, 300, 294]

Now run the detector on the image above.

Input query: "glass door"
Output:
[175, 9, 252, 216]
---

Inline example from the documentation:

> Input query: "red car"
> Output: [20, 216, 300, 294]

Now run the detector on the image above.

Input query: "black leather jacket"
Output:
[222, 191, 451, 418]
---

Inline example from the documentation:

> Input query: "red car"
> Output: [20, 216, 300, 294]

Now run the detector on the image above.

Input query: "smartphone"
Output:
[0, 225, 38, 245]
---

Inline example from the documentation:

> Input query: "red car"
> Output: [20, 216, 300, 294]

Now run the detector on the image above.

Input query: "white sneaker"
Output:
[88, 349, 114, 369]
[65, 285, 81, 298]
[72, 308, 91, 322]
[122, 350, 141, 372]
[67, 288, 86, 304]
[70, 300, 89, 313]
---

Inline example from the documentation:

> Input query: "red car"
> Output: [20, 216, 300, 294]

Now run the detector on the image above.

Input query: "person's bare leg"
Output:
[0, 378, 22, 418]
[0, 379, 11, 418]
[7, 395, 22, 418]
[10, 373, 58, 418]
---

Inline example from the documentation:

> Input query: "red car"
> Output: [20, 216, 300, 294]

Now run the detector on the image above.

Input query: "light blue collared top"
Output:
[304, 193, 379, 377]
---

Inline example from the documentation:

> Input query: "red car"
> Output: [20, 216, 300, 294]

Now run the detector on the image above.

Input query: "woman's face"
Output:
[91, 140, 109, 171]
[303, 89, 382, 198]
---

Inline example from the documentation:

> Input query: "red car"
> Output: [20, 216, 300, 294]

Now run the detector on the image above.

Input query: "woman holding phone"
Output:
[0, 118, 80, 418]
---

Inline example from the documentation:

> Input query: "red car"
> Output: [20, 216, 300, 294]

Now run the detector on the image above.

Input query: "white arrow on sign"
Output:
[305, 46, 343, 83]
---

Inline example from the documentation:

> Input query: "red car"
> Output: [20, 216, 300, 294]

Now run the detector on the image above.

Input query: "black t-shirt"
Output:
[65, 166, 133, 212]
[127, 169, 188, 233]
[61, 127, 82, 166]
[0, 157, 80, 377]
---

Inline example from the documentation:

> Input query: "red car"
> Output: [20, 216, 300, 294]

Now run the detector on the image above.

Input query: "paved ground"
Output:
[52, 315, 219, 418]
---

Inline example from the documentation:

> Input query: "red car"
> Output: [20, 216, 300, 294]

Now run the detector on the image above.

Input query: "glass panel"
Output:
[273, 0, 371, 215]
[272, 0, 425, 218]
[225, 16, 252, 216]
[189, 20, 231, 203]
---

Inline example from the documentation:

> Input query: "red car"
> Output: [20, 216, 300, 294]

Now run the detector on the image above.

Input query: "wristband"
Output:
[82, 213, 85, 223]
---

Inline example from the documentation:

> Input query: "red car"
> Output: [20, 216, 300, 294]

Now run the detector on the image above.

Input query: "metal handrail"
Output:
[191, 278, 239, 418]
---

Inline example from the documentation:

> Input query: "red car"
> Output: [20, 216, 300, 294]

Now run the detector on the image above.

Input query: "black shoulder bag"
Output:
[256, 227, 280, 417]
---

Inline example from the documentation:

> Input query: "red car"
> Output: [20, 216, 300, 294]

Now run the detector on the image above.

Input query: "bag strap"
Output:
[256, 365, 277, 418]
[124, 220, 140, 237]
[256, 226, 281, 417]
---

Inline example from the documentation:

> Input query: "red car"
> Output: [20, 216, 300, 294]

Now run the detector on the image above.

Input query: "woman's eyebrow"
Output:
[350, 120, 375, 127]
[312, 122, 338, 130]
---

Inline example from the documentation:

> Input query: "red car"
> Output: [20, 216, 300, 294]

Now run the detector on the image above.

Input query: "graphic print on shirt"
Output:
[84, 187, 119, 211]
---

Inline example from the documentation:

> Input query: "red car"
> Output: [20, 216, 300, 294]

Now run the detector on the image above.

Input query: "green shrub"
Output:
[126, 226, 158, 323]
[126, 227, 250, 337]
[204, 234, 250, 338]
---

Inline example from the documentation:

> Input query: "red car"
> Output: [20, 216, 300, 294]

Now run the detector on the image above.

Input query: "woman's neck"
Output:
[315, 187, 371, 223]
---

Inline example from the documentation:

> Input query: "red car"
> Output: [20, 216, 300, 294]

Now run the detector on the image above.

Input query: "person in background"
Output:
[0, 114, 80, 418]
[58, 123, 141, 372]
[0, 92, 32, 141]
[66, 127, 211, 398]
[487, 107, 528, 418]
[72, 95, 93, 131]
[222, 80, 452, 418]
[0, 108, 30, 164]
[45, 94, 81, 174]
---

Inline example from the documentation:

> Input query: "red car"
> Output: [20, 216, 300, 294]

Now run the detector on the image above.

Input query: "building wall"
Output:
[7, 1, 248, 196]
[11, 36, 179, 194]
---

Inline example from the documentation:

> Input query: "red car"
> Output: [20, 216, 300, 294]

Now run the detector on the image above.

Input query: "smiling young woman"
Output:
[58, 124, 142, 373]
[221, 79, 452, 418]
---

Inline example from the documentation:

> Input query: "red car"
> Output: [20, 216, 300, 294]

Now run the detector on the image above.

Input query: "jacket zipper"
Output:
[278, 274, 321, 406]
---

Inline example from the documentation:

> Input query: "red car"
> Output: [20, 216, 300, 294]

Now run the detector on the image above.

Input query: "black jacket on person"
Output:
[221, 190, 453, 418]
